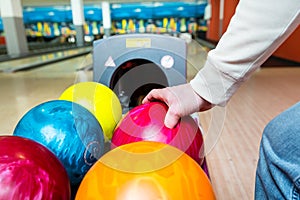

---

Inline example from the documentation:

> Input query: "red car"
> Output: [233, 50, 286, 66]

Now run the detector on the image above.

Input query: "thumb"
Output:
[164, 109, 181, 129]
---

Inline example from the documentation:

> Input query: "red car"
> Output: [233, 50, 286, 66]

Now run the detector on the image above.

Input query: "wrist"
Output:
[191, 88, 213, 112]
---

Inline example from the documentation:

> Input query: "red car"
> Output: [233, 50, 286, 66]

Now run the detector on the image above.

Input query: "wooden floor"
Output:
[201, 67, 300, 199]
[0, 45, 299, 199]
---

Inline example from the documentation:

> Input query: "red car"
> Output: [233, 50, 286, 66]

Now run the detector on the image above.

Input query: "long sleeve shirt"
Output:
[190, 0, 300, 106]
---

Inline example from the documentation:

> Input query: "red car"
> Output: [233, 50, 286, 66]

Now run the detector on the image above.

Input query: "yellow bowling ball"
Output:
[59, 82, 122, 140]
[75, 141, 215, 200]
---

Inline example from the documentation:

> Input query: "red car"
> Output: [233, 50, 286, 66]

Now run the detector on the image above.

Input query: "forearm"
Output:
[191, 0, 300, 106]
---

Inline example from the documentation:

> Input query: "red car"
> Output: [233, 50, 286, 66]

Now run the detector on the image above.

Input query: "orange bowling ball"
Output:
[75, 141, 215, 200]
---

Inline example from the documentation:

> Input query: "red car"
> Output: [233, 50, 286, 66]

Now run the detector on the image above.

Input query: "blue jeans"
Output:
[255, 102, 300, 199]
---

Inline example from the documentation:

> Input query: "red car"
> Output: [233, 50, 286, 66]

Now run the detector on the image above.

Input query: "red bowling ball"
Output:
[111, 102, 204, 165]
[0, 136, 70, 200]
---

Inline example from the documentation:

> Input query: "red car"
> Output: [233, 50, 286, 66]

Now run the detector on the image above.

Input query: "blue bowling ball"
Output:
[13, 100, 105, 186]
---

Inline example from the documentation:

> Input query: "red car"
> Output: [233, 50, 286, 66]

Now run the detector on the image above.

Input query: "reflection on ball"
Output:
[13, 100, 104, 186]
[76, 141, 215, 200]
[0, 136, 70, 200]
[112, 102, 204, 165]
[59, 81, 122, 140]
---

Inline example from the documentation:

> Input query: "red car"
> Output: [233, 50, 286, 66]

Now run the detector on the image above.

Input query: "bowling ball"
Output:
[75, 141, 215, 200]
[59, 81, 122, 140]
[13, 100, 105, 186]
[0, 136, 70, 200]
[111, 102, 204, 165]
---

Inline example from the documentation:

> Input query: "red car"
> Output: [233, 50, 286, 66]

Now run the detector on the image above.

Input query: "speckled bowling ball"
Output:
[0, 136, 70, 200]
[13, 100, 105, 186]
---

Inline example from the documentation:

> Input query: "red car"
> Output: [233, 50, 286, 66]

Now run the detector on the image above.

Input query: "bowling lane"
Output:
[0, 46, 91, 73]
[0, 52, 93, 135]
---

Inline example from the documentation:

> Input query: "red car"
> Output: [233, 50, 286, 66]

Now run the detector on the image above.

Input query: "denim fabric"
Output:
[255, 102, 300, 199]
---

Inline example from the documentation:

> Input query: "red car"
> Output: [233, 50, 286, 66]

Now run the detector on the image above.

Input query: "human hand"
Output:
[142, 83, 213, 128]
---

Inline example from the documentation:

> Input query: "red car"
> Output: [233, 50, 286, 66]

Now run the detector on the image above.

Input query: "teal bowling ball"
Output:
[13, 100, 105, 186]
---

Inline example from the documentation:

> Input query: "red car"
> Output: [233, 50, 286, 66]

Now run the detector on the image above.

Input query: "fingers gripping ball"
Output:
[0, 136, 70, 200]
[13, 100, 105, 186]
[75, 141, 215, 200]
[59, 82, 122, 140]
[112, 102, 204, 165]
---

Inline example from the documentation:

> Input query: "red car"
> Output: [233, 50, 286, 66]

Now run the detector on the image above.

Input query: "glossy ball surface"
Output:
[0, 136, 70, 200]
[13, 100, 104, 186]
[59, 81, 122, 140]
[112, 102, 204, 164]
[75, 141, 215, 200]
